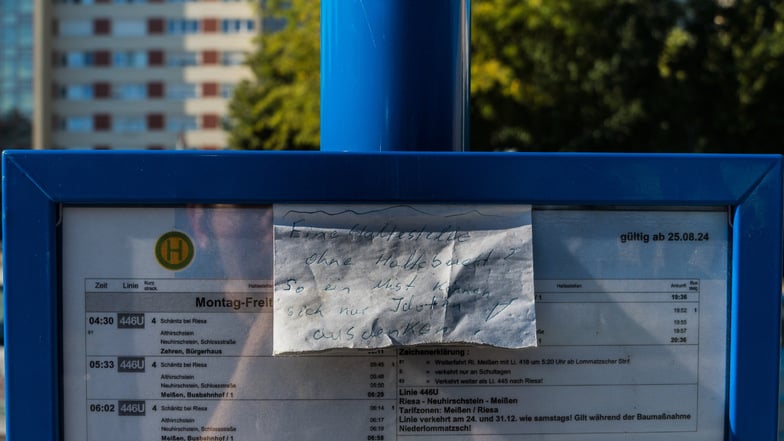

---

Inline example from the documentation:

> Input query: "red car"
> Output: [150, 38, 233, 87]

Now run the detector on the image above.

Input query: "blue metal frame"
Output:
[3, 151, 782, 440]
[321, 0, 470, 152]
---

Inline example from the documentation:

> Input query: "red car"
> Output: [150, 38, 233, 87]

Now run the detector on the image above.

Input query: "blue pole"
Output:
[321, 0, 470, 152]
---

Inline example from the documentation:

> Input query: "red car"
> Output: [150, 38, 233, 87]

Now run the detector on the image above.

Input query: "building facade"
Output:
[0, 0, 34, 148]
[35, 0, 259, 150]
[0, 0, 34, 117]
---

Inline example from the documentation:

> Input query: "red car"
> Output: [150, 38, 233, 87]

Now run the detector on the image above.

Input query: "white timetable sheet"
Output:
[62, 206, 728, 441]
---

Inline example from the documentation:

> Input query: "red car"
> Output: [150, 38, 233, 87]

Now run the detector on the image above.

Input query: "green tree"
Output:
[227, 0, 319, 150]
[231, 0, 784, 153]
[471, 0, 784, 153]
[684, 1, 784, 152]
[0, 110, 32, 149]
[472, 0, 676, 151]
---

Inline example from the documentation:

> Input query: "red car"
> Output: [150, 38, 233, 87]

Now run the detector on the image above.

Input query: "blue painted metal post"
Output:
[321, 0, 470, 152]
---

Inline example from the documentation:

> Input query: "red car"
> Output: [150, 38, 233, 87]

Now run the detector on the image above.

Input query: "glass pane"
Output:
[113, 20, 146, 37]
[115, 84, 146, 100]
[60, 20, 92, 37]
[166, 115, 198, 131]
[62, 84, 93, 100]
[114, 116, 145, 132]
[166, 84, 197, 99]
[64, 116, 93, 131]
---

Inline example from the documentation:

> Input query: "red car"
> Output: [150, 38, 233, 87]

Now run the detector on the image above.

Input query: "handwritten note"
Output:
[273, 204, 536, 354]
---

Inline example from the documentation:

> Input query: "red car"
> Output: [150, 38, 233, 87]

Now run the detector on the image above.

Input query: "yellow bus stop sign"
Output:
[155, 231, 194, 270]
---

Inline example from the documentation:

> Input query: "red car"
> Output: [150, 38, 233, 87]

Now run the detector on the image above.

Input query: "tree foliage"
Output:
[0, 110, 32, 149]
[227, 0, 319, 150]
[230, 0, 784, 153]
[471, 0, 784, 152]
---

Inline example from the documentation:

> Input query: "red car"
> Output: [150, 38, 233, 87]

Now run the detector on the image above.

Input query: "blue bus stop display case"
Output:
[2, 151, 781, 440]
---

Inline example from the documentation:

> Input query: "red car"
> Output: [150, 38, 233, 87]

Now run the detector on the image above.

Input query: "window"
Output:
[59, 19, 91, 36]
[113, 51, 147, 68]
[167, 19, 199, 34]
[166, 115, 198, 131]
[18, 20, 33, 45]
[221, 51, 245, 66]
[17, 49, 33, 74]
[63, 116, 93, 132]
[220, 19, 255, 33]
[61, 51, 94, 67]
[114, 116, 146, 132]
[220, 83, 234, 98]
[60, 84, 93, 100]
[166, 84, 198, 99]
[166, 52, 198, 67]
[2, 26, 16, 46]
[114, 84, 146, 100]
[113, 19, 146, 36]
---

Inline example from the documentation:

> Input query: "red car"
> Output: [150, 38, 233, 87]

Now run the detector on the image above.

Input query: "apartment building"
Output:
[0, 0, 34, 118]
[34, 0, 260, 150]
